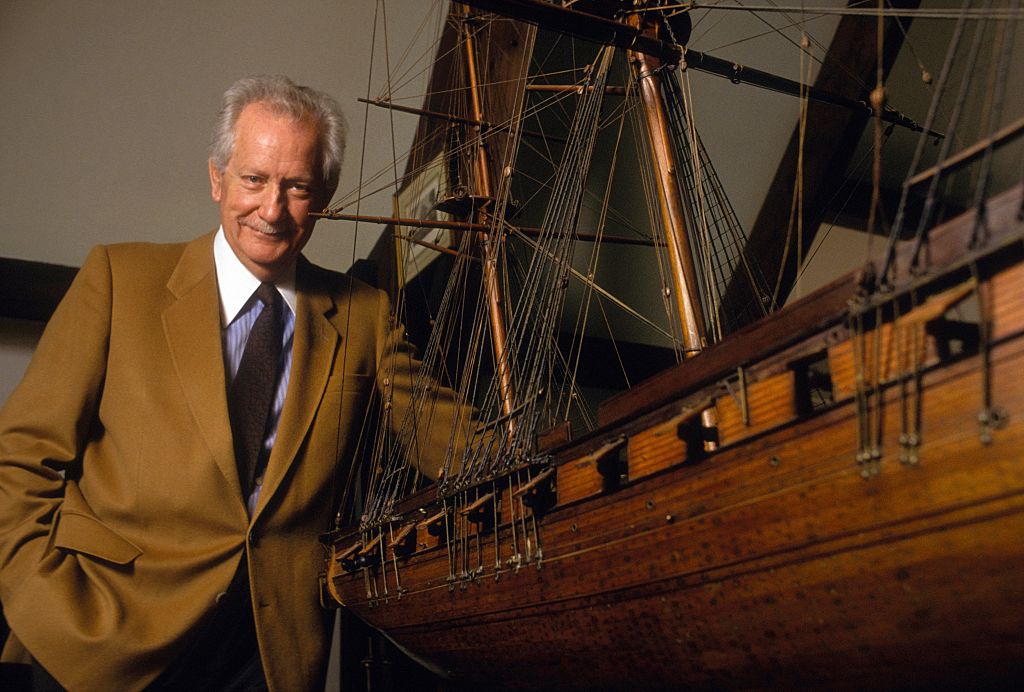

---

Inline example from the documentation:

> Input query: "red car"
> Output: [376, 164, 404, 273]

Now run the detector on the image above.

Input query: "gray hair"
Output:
[210, 75, 347, 196]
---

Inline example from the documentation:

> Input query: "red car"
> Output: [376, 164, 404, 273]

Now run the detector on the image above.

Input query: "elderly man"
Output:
[0, 75, 450, 690]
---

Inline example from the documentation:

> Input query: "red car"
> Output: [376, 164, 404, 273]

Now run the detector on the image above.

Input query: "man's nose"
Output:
[258, 185, 286, 223]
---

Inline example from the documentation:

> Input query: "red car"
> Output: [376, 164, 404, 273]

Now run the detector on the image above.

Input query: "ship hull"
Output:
[325, 188, 1024, 689]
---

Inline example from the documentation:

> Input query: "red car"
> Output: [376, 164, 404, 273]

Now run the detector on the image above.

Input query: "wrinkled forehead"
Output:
[231, 103, 325, 175]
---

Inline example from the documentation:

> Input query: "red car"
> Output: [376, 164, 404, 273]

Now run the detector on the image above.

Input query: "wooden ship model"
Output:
[320, 1, 1024, 688]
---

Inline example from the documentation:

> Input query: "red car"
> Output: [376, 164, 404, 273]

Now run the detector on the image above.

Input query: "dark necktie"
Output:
[229, 282, 282, 499]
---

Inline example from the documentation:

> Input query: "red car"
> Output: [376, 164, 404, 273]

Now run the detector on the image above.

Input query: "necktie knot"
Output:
[256, 282, 279, 310]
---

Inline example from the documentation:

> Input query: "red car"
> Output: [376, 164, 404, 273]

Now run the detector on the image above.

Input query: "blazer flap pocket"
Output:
[327, 372, 371, 393]
[54, 510, 143, 565]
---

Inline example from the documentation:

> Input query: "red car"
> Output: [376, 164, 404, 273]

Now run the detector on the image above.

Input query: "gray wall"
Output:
[1, 0, 443, 400]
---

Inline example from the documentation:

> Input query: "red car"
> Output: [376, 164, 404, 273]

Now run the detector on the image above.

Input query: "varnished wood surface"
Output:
[331, 334, 1024, 688]
[326, 187, 1024, 688]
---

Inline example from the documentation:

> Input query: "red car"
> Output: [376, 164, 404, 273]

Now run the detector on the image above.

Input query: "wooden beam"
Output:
[819, 179, 965, 235]
[598, 182, 1022, 430]
[720, 0, 921, 331]
[0, 257, 77, 322]
[363, 11, 534, 296]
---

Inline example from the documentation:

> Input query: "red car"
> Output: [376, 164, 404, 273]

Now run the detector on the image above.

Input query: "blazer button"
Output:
[248, 532, 258, 548]
[215, 591, 229, 605]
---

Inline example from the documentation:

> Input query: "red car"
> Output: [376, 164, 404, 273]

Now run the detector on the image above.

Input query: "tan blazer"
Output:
[0, 232, 453, 690]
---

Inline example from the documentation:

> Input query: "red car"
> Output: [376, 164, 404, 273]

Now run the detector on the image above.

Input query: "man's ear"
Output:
[208, 159, 223, 203]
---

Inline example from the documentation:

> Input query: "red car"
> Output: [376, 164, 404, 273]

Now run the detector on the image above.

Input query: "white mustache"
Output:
[241, 217, 292, 236]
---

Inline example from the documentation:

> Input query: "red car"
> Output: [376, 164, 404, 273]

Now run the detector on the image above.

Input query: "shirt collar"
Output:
[213, 227, 298, 326]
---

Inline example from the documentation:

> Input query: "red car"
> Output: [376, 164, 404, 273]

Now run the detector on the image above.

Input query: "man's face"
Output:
[209, 103, 326, 282]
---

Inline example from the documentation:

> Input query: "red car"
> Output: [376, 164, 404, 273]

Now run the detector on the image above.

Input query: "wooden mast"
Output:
[458, 3, 518, 421]
[626, 10, 708, 357]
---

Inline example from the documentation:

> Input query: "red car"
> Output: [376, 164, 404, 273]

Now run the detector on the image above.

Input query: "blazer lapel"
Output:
[254, 259, 341, 517]
[162, 233, 242, 499]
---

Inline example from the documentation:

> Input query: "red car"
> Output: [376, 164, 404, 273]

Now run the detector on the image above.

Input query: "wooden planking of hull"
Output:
[324, 185, 1024, 689]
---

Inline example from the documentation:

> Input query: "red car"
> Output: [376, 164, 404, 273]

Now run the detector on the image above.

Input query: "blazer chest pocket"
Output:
[325, 372, 372, 395]
[321, 373, 373, 434]
[53, 509, 143, 565]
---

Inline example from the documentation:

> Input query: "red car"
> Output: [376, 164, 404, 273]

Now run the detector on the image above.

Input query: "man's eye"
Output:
[244, 176, 263, 185]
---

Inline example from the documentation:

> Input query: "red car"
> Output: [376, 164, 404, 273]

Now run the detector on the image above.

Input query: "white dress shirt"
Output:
[213, 227, 296, 514]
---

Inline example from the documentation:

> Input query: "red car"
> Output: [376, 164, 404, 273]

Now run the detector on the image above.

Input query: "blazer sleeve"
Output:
[0, 245, 112, 602]
[371, 287, 474, 482]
